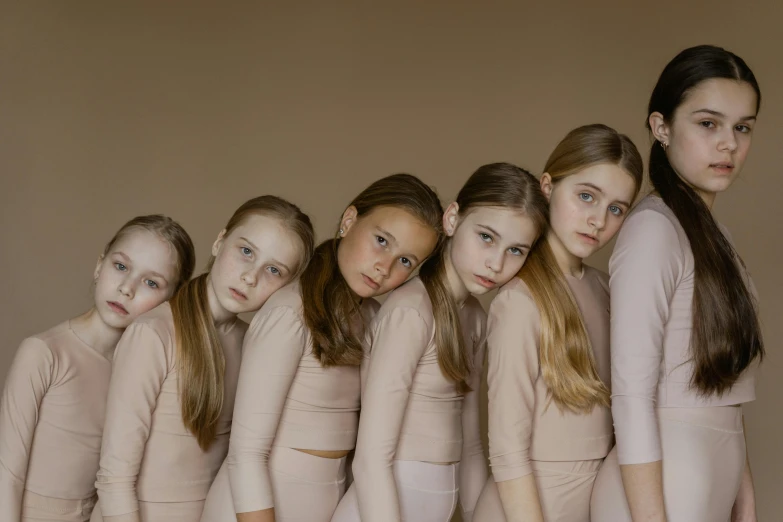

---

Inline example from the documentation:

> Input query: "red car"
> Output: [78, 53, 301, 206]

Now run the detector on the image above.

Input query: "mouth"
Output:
[107, 301, 129, 315]
[362, 274, 381, 291]
[710, 162, 735, 174]
[229, 288, 248, 301]
[578, 232, 599, 245]
[474, 275, 496, 289]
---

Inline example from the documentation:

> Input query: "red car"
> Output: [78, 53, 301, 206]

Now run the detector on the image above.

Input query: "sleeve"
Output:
[353, 307, 430, 522]
[226, 306, 306, 513]
[95, 323, 169, 521]
[459, 327, 489, 522]
[609, 210, 682, 465]
[0, 338, 53, 521]
[486, 287, 541, 482]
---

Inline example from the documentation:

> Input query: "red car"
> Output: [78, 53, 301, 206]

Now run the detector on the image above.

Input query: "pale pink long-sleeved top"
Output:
[610, 195, 757, 466]
[0, 322, 112, 520]
[225, 281, 380, 514]
[352, 277, 488, 522]
[94, 303, 247, 521]
[486, 269, 614, 483]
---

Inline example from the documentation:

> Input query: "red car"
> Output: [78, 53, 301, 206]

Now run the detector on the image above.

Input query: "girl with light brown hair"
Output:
[0, 214, 195, 522]
[199, 174, 443, 522]
[330, 162, 549, 522]
[472, 124, 643, 522]
[91, 196, 314, 522]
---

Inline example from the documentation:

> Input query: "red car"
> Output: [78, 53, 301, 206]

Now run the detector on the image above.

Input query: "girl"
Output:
[590, 45, 764, 522]
[471, 125, 643, 522]
[331, 162, 549, 522]
[92, 196, 314, 522]
[199, 173, 443, 522]
[0, 215, 195, 522]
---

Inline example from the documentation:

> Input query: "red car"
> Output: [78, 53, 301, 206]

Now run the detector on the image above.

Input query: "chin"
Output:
[97, 308, 133, 329]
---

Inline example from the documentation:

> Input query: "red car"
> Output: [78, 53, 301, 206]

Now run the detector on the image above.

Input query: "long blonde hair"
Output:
[172, 196, 315, 450]
[420, 163, 548, 392]
[519, 124, 643, 412]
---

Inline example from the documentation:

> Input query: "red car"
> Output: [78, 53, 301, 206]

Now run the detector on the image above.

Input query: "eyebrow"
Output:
[692, 108, 756, 121]
[377, 227, 422, 263]
[240, 236, 292, 273]
[478, 224, 531, 249]
[113, 251, 169, 283]
[576, 183, 632, 207]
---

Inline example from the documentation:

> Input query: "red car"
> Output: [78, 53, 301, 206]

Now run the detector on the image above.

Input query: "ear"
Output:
[338, 205, 359, 237]
[93, 254, 105, 282]
[648, 112, 670, 147]
[540, 173, 554, 201]
[443, 202, 460, 237]
[211, 229, 227, 257]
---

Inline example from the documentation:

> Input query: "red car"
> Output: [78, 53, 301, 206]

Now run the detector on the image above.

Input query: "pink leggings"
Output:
[590, 406, 746, 522]
[201, 446, 347, 522]
[330, 460, 460, 522]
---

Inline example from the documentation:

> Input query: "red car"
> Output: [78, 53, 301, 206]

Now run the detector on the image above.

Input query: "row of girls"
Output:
[0, 44, 764, 522]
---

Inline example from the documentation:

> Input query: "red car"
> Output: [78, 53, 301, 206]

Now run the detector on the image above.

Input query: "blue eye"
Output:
[145, 280, 159, 288]
[241, 247, 252, 257]
[114, 263, 127, 271]
[399, 257, 412, 269]
[579, 193, 593, 202]
[609, 205, 623, 216]
[508, 247, 523, 256]
[376, 236, 388, 247]
[479, 233, 492, 243]
[267, 266, 281, 276]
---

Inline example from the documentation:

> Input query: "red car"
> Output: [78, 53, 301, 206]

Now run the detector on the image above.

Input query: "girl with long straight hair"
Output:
[330, 163, 549, 522]
[471, 125, 643, 522]
[591, 45, 764, 522]
[92, 196, 314, 522]
[200, 174, 443, 522]
[0, 215, 195, 522]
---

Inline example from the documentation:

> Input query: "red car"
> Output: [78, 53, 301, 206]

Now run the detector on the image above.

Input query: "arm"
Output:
[609, 211, 682, 522]
[485, 288, 544, 522]
[95, 323, 169, 522]
[0, 338, 53, 521]
[731, 415, 757, 522]
[458, 326, 488, 522]
[227, 306, 306, 521]
[353, 307, 430, 522]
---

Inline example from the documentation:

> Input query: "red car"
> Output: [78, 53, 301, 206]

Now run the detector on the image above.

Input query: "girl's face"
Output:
[445, 205, 540, 298]
[650, 78, 758, 204]
[209, 214, 303, 316]
[337, 205, 438, 299]
[543, 163, 637, 261]
[93, 229, 181, 329]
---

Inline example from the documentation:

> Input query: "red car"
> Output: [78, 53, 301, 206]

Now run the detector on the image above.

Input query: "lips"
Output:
[578, 233, 599, 245]
[475, 275, 496, 289]
[229, 288, 248, 301]
[710, 163, 735, 174]
[362, 274, 380, 291]
[107, 301, 129, 315]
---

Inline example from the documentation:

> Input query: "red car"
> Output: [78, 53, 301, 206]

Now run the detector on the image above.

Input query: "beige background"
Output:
[1, 2, 780, 520]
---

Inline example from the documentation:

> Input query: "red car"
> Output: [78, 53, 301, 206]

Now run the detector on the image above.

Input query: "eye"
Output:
[609, 205, 623, 216]
[241, 246, 253, 257]
[735, 124, 751, 133]
[114, 263, 127, 271]
[700, 120, 716, 129]
[144, 279, 159, 288]
[267, 266, 281, 276]
[579, 193, 593, 202]
[399, 257, 412, 269]
[508, 247, 524, 256]
[376, 236, 388, 247]
[479, 232, 492, 243]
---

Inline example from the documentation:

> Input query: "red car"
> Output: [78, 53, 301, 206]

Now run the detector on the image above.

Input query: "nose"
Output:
[588, 209, 606, 231]
[241, 266, 259, 287]
[118, 277, 134, 299]
[718, 128, 738, 153]
[374, 256, 392, 278]
[486, 249, 504, 274]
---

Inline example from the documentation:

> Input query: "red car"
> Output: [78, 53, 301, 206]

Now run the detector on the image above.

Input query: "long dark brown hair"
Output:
[519, 124, 643, 412]
[172, 196, 314, 450]
[648, 45, 763, 396]
[420, 163, 548, 392]
[301, 174, 443, 368]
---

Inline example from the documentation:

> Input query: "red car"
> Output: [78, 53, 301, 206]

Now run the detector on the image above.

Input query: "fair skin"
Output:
[239, 205, 438, 522]
[442, 204, 540, 305]
[70, 229, 180, 357]
[626, 78, 759, 522]
[496, 166, 637, 522]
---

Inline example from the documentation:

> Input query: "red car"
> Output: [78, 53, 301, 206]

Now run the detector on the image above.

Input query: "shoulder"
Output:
[377, 277, 434, 330]
[132, 302, 175, 339]
[617, 196, 685, 249]
[250, 282, 305, 330]
[491, 278, 538, 317]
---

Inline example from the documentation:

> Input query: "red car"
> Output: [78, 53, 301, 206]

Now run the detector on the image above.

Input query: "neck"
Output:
[70, 308, 123, 357]
[206, 276, 237, 328]
[546, 231, 583, 278]
[696, 189, 717, 210]
[443, 245, 469, 306]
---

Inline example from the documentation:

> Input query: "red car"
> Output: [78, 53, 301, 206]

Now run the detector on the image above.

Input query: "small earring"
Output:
[660, 140, 668, 151]
[339, 228, 344, 235]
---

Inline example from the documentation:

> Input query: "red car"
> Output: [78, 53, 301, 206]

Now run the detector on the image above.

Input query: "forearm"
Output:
[496, 475, 544, 522]
[619, 461, 667, 522]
